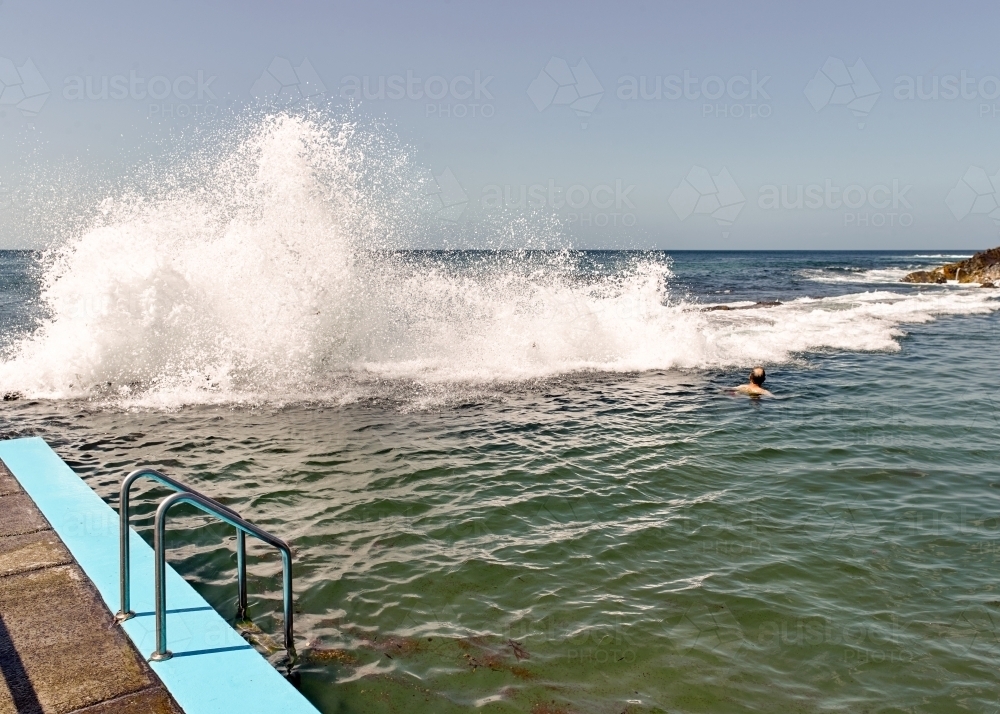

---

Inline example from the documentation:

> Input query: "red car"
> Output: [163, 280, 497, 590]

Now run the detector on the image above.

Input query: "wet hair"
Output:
[749, 367, 766, 385]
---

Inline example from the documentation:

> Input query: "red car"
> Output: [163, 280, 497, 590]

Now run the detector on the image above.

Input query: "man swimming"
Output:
[734, 366, 771, 397]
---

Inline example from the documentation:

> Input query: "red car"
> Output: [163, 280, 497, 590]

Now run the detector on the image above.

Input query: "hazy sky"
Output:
[2, 0, 999, 249]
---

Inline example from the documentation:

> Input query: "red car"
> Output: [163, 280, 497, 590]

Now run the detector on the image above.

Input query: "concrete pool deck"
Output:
[0, 459, 181, 713]
[0, 437, 319, 714]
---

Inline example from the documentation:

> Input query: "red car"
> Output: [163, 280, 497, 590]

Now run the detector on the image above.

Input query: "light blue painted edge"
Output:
[0, 436, 319, 714]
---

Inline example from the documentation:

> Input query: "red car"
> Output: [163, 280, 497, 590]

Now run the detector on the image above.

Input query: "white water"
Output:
[1, 114, 998, 406]
[799, 267, 915, 284]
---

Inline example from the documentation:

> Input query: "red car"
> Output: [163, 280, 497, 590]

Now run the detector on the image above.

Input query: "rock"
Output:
[900, 269, 947, 284]
[982, 281, 996, 288]
[702, 300, 782, 312]
[902, 246, 1000, 285]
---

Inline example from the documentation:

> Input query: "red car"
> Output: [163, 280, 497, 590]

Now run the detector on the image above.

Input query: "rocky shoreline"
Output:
[901, 246, 1000, 286]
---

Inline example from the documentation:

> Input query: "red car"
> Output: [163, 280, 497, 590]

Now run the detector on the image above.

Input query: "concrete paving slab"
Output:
[68, 687, 181, 714]
[0, 493, 50, 537]
[0, 463, 18, 497]
[0, 565, 164, 714]
[0, 530, 72, 577]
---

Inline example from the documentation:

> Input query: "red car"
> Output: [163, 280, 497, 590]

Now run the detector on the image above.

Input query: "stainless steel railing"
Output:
[117, 468, 246, 622]
[151, 491, 294, 661]
[115, 468, 294, 662]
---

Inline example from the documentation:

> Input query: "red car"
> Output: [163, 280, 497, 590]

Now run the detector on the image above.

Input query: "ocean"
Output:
[2, 117, 1000, 713]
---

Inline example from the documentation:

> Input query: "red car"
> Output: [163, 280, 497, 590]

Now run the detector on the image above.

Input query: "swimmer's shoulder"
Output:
[733, 384, 771, 396]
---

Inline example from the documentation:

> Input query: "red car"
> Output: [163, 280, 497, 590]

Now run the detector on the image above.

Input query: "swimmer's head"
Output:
[749, 367, 766, 385]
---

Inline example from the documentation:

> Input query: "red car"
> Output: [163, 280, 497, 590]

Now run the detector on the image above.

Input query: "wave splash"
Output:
[1, 114, 998, 406]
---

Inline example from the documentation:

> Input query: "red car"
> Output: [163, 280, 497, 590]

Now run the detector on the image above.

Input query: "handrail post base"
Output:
[115, 610, 135, 623]
[150, 650, 173, 662]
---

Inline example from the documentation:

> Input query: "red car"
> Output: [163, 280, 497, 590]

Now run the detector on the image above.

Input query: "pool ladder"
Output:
[115, 468, 294, 662]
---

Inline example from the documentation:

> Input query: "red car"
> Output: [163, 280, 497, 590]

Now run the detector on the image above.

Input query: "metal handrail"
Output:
[117, 468, 247, 622]
[151, 491, 294, 662]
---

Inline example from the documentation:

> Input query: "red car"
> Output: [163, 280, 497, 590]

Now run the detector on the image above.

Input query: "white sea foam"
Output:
[1, 114, 998, 406]
[799, 267, 913, 284]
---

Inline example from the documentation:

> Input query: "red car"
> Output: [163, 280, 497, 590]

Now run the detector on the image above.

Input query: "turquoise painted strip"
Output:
[0, 437, 319, 714]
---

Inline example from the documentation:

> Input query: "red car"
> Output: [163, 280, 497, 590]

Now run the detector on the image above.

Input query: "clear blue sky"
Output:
[1, 0, 999, 249]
